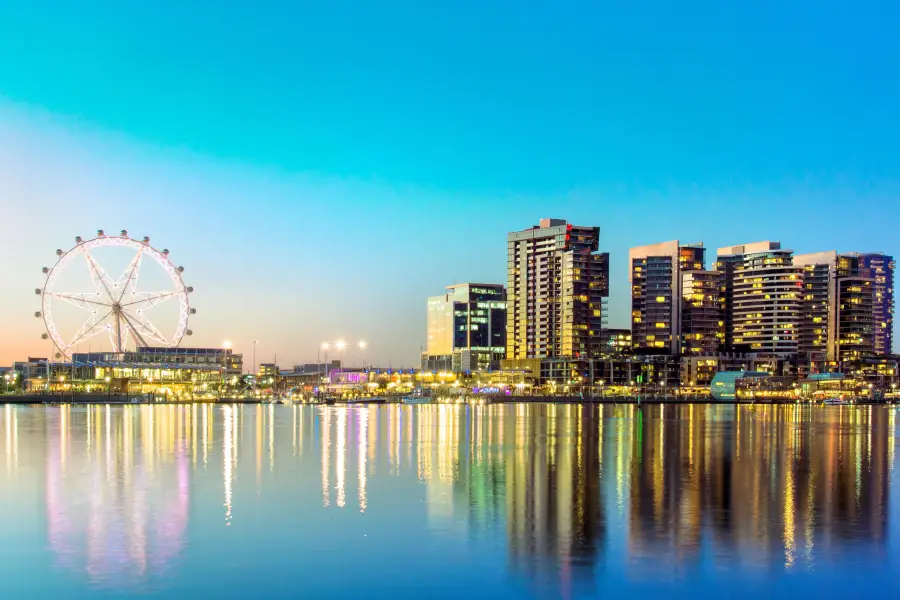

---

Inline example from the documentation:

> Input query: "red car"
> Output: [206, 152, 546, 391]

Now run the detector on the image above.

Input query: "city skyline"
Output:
[2, 2, 899, 367]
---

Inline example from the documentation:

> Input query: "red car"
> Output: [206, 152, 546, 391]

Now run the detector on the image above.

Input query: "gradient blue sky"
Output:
[1, 1, 898, 367]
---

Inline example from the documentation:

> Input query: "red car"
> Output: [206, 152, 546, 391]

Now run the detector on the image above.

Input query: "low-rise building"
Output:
[19, 347, 243, 399]
[424, 282, 507, 372]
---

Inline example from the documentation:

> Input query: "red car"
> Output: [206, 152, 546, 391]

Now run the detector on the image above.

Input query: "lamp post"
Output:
[319, 342, 330, 400]
[105, 376, 111, 402]
[252, 340, 258, 393]
[222, 340, 232, 400]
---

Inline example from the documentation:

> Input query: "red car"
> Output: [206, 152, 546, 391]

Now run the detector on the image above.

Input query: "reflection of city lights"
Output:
[1, 398, 894, 597]
[202, 404, 209, 467]
[4, 405, 17, 472]
[358, 408, 368, 513]
[223, 405, 234, 525]
[322, 409, 331, 507]
[337, 408, 347, 508]
[44, 405, 190, 588]
[269, 404, 275, 472]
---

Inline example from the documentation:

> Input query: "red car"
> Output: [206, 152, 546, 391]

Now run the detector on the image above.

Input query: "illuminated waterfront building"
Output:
[258, 363, 278, 377]
[24, 347, 243, 398]
[630, 241, 721, 354]
[506, 219, 609, 360]
[854, 253, 895, 355]
[716, 242, 802, 355]
[794, 251, 879, 368]
[630, 241, 684, 353]
[794, 251, 835, 367]
[681, 269, 723, 354]
[422, 283, 506, 372]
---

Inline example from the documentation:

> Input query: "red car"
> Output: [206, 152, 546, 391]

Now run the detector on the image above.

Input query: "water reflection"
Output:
[44, 406, 192, 588]
[0, 403, 896, 596]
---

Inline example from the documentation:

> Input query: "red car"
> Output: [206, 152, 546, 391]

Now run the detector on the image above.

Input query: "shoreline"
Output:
[0, 394, 893, 406]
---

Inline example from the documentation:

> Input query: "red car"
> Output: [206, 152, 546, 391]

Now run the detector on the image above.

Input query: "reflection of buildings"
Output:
[44, 405, 192, 586]
[2, 400, 894, 591]
[504, 404, 605, 592]
[319, 406, 377, 513]
[627, 404, 893, 568]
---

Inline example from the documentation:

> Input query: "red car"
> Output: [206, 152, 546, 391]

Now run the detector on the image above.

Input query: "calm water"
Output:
[1, 403, 899, 599]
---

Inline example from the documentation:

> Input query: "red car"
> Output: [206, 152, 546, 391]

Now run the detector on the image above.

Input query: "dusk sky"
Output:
[1, 1, 898, 368]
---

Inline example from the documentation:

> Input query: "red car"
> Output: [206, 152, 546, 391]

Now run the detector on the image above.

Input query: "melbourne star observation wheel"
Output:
[35, 230, 195, 359]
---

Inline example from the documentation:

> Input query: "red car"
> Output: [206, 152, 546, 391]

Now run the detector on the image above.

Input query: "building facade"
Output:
[630, 241, 720, 355]
[854, 253, 895, 355]
[837, 276, 875, 362]
[507, 219, 609, 360]
[716, 242, 803, 355]
[630, 241, 681, 353]
[681, 269, 723, 355]
[600, 328, 632, 354]
[794, 251, 835, 368]
[794, 251, 880, 369]
[424, 283, 507, 372]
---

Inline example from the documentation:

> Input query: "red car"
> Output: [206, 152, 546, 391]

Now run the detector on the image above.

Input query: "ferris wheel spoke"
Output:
[123, 308, 170, 346]
[82, 246, 116, 302]
[66, 307, 116, 351]
[121, 291, 178, 309]
[119, 317, 133, 351]
[119, 311, 152, 348]
[48, 292, 111, 311]
[68, 322, 114, 352]
[116, 247, 144, 303]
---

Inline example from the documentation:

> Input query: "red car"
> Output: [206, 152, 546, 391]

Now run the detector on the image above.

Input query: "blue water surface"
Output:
[1, 403, 898, 599]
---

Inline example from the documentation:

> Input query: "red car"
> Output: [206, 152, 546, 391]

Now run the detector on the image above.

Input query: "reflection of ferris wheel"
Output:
[35, 230, 195, 358]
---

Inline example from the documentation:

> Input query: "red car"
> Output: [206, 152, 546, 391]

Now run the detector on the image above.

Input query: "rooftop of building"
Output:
[716, 241, 782, 256]
[508, 218, 599, 240]
[446, 282, 504, 290]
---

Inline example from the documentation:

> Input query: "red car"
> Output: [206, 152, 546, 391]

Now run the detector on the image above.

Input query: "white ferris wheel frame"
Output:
[39, 233, 192, 359]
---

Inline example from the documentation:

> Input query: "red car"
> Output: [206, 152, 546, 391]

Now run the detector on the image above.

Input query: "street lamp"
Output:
[252, 340, 259, 392]
[105, 376, 111, 401]
[222, 340, 232, 400]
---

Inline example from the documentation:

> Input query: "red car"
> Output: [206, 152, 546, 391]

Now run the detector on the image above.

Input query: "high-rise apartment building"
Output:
[794, 251, 879, 367]
[855, 253, 895, 355]
[506, 219, 609, 359]
[836, 276, 875, 362]
[716, 242, 803, 355]
[630, 241, 720, 354]
[681, 270, 724, 354]
[424, 283, 507, 372]
[793, 251, 834, 366]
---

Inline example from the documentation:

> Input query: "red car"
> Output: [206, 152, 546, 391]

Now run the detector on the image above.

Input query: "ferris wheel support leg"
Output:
[115, 313, 123, 353]
[120, 311, 151, 349]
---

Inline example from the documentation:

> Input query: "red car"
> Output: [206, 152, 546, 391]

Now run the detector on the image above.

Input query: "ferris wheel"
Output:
[35, 230, 195, 359]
